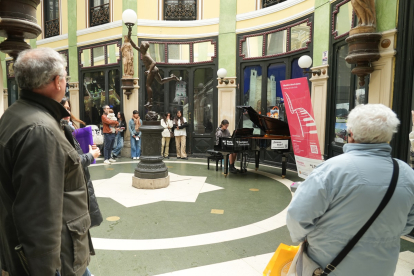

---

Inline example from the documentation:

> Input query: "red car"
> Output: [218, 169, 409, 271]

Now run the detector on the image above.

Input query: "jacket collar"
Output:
[20, 89, 70, 122]
[343, 143, 392, 157]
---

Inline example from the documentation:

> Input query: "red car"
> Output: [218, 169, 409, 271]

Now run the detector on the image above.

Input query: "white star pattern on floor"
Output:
[93, 172, 223, 207]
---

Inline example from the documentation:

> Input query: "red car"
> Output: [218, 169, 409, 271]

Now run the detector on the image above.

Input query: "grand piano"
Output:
[214, 106, 292, 177]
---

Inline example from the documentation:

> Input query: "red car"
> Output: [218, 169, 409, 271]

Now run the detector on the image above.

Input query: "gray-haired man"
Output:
[0, 48, 93, 276]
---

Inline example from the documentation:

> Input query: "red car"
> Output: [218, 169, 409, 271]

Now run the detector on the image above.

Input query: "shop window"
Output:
[262, 0, 287, 8]
[267, 63, 287, 121]
[168, 44, 190, 63]
[169, 69, 189, 118]
[81, 49, 92, 67]
[164, 0, 197, 21]
[333, 44, 351, 144]
[266, 31, 287, 56]
[193, 68, 214, 134]
[44, 0, 60, 38]
[242, 35, 264, 58]
[240, 19, 311, 60]
[93, 46, 105, 66]
[149, 43, 166, 63]
[58, 50, 69, 75]
[193, 42, 215, 63]
[147, 69, 165, 114]
[333, 0, 353, 39]
[90, 0, 110, 27]
[148, 39, 216, 65]
[80, 42, 120, 68]
[290, 23, 311, 51]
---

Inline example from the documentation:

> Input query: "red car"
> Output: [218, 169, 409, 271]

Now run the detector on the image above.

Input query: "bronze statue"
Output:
[121, 35, 134, 77]
[351, 0, 376, 27]
[127, 29, 179, 109]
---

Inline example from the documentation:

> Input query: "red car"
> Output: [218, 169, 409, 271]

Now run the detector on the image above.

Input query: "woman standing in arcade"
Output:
[173, 110, 188, 159]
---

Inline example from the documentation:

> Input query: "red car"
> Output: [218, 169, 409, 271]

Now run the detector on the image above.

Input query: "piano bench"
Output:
[206, 150, 224, 171]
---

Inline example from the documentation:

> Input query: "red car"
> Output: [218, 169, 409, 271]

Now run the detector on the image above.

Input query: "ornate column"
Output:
[310, 65, 329, 157]
[217, 77, 237, 134]
[368, 29, 397, 106]
[121, 77, 139, 158]
[68, 82, 80, 120]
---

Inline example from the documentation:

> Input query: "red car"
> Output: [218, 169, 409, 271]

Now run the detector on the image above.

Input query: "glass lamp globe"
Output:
[122, 9, 137, 25]
[217, 68, 227, 78]
[298, 55, 312, 69]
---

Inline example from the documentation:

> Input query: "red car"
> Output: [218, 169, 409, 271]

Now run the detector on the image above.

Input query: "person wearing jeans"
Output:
[129, 110, 142, 160]
[101, 105, 118, 165]
[112, 111, 126, 158]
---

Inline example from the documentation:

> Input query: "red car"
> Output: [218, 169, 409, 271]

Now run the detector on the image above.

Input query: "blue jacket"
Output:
[128, 118, 142, 137]
[287, 143, 414, 276]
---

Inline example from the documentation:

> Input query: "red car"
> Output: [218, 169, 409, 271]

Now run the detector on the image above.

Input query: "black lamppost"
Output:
[122, 9, 170, 189]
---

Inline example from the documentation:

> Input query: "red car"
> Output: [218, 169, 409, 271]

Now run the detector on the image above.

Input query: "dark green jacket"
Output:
[0, 90, 92, 276]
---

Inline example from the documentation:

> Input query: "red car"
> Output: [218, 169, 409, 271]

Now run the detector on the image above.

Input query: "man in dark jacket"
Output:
[0, 48, 93, 276]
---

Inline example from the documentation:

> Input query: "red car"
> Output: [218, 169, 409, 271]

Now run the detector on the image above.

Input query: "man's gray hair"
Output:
[347, 104, 400, 143]
[14, 47, 66, 90]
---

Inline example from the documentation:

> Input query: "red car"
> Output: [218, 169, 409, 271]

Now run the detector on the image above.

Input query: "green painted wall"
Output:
[68, 0, 78, 82]
[218, 0, 237, 77]
[376, 0, 398, 32]
[122, 0, 138, 78]
[30, 39, 37, 49]
[312, 0, 331, 67]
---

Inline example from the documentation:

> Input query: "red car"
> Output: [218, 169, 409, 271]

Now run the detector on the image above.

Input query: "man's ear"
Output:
[54, 75, 61, 90]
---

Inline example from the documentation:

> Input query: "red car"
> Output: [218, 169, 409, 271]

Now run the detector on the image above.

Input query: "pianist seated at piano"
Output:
[215, 120, 238, 173]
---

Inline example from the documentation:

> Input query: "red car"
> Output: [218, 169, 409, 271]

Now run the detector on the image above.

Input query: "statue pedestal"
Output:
[132, 120, 170, 189]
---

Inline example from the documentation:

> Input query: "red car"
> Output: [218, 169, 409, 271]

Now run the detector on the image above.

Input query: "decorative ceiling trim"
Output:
[36, 33, 68, 45]
[236, 7, 314, 34]
[137, 32, 219, 39]
[77, 34, 122, 47]
[77, 20, 122, 36]
[137, 18, 219, 28]
[236, 0, 306, 21]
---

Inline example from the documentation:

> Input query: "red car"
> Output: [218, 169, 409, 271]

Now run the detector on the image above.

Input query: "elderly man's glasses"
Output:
[53, 75, 70, 82]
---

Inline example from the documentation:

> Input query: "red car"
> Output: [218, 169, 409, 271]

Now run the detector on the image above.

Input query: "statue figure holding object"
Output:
[121, 35, 134, 77]
[351, 0, 376, 27]
[127, 29, 179, 110]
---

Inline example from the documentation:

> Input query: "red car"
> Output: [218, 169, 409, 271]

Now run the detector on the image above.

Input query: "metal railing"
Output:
[164, 0, 196, 21]
[263, 0, 286, 8]
[90, 3, 110, 27]
[45, 18, 60, 38]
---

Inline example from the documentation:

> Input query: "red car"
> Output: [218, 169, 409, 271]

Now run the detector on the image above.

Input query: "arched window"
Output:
[44, 0, 60, 38]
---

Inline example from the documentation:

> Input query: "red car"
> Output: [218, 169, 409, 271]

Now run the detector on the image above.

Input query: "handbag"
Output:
[284, 159, 400, 276]
[263, 243, 299, 276]
[169, 128, 174, 138]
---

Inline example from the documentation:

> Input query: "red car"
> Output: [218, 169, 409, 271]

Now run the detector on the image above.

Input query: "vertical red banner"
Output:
[280, 77, 322, 178]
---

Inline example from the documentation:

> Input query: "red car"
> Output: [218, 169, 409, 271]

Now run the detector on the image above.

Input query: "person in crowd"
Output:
[173, 110, 188, 159]
[215, 119, 238, 173]
[61, 98, 103, 276]
[112, 111, 126, 158]
[102, 105, 119, 164]
[129, 110, 142, 160]
[0, 47, 93, 276]
[107, 108, 118, 134]
[161, 112, 174, 159]
[286, 104, 414, 276]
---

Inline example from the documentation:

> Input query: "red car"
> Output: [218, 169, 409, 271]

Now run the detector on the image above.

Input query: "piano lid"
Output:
[237, 106, 290, 136]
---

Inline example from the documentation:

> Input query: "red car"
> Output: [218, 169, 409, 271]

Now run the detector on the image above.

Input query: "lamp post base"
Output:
[132, 121, 170, 189]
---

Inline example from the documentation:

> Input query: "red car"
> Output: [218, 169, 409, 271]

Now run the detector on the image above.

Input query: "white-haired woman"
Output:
[287, 104, 414, 275]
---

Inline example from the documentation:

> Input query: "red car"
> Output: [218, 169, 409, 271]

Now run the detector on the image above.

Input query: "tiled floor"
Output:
[87, 157, 414, 276]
